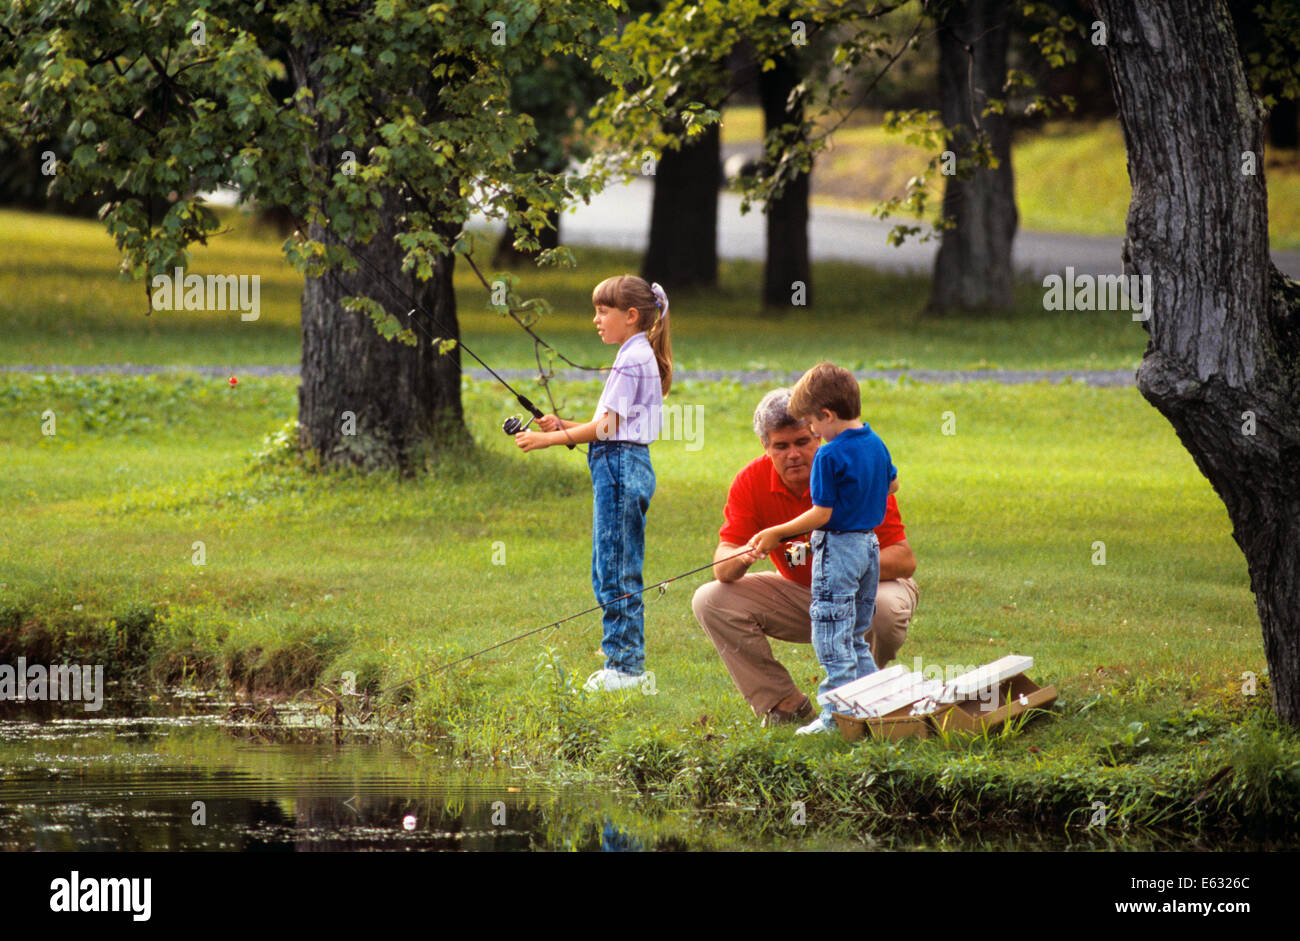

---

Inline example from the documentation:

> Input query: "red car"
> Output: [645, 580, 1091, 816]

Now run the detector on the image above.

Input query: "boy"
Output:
[746, 362, 898, 735]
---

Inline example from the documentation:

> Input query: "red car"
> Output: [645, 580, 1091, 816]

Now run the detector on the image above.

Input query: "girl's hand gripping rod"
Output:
[501, 395, 574, 449]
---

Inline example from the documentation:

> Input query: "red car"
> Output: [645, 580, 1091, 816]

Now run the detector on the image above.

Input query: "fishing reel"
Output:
[502, 414, 535, 435]
[504, 411, 574, 449]
[783, 539, 812, 568]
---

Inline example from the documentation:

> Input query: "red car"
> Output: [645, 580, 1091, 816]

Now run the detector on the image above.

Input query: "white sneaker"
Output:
[795, 713, 838, 736]
[583, 668, 647, 692]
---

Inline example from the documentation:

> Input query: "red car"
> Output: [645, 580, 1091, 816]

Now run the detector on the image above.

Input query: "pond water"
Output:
[0, 689, 647, 852]
[0, 688, 1276, 853]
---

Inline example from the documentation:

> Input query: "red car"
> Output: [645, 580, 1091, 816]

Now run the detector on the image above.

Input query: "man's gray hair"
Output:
[752, 387, 808, 446]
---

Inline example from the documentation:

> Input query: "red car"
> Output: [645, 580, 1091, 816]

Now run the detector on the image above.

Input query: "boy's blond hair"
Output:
[788, 362, 861, 421]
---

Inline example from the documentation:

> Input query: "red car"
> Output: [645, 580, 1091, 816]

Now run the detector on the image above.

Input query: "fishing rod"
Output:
[343, 245, 577, 449]
[373, 534, 813, 697]
[459, 252, 605, 374]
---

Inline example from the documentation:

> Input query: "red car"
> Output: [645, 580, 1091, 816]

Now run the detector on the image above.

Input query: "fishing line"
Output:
[372, 535, 813, 697]
[460, 252, 606, 373]
[345, 241, 660, 451]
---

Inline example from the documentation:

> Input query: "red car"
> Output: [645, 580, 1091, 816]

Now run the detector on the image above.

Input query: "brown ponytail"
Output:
[591, 274, 674, 396]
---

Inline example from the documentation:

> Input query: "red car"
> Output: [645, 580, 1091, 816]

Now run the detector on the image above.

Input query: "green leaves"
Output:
[1240, 0, 1300, 105]
[2, 0, 631, 345]
[1022, 0, 1081, 69]
[343, 295, 418, 346]
[536, 246, 576, 269]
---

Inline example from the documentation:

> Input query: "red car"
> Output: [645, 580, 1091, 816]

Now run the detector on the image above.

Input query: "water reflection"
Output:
[0, 782, 559, 852]
[0, 690, 1284, 852]
[0, 690, 554, 851]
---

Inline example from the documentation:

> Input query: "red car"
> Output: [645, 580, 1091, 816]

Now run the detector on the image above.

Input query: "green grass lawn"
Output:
[5, 370, 1292, 837]
[0, 207, 1148, 371]
[2, 204, 1295, 838]
[0, 371, 1268, 741]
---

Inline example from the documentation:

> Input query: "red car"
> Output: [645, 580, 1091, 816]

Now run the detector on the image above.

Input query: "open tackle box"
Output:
[819, 655, 1058, 741]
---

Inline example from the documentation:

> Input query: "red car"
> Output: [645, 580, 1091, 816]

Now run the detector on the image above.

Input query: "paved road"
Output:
[0, 364, 1137, 386]
[544, 176, 1300, 280]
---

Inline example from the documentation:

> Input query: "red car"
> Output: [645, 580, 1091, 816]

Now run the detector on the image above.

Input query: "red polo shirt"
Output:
[717, 453, 907, 588]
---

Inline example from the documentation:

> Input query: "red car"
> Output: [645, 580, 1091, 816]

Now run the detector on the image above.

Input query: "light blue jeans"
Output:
[810, 530, 880, 721]
[588, 441, 655, 675]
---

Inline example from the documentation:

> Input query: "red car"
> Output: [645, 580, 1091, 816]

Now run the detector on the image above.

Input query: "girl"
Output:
[515, 275, 673, 692]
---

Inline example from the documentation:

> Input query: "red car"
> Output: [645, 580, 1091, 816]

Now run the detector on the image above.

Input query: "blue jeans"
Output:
[588, 442, 655, 675]
[810, 530, 880, 720]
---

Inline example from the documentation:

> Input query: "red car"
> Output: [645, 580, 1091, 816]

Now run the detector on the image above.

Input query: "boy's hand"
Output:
[746, 527, 783, 558]
[515, 430, 549, 452]
[537, 414, 562, 432]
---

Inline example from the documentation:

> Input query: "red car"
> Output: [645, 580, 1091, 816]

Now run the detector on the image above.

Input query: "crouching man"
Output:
[692, 388, 919, 725]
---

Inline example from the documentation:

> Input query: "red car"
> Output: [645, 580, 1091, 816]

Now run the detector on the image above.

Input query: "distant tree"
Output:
[1228, 0, 1300, 150]
[0, 140, 104, 216]
[758, 44, 812, 309]
[597, 1, 915, 308]
[926, 0, 1018, 314]
[865, 2, 1085, 315]
[491, 55, 610, 268]
[643, 115, 721, 289]
[630, 0, 727, 291]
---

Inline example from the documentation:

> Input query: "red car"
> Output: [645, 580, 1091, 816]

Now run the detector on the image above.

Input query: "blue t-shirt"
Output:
[809, 424, 896, 532]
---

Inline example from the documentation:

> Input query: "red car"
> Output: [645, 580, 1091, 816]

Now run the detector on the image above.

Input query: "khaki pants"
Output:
[691, 572, 920, 717]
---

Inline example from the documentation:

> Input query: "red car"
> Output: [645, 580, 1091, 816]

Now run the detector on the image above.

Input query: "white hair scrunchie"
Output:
[650, 282, 669, 322]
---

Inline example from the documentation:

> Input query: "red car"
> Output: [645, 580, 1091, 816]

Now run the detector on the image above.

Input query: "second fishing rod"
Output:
[370, 534, 815, 698]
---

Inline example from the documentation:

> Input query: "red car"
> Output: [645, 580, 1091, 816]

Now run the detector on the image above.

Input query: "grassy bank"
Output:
[3, 369, 1295, 840]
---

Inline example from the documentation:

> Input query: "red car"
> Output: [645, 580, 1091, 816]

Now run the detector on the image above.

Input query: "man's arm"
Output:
[712, 541, 760, 583]
[879, 538, 916, 581]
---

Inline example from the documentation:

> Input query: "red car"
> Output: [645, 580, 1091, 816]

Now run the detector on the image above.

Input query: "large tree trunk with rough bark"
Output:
[928, 0, 1017, 314]
[643, 120, 719, 288]
[299, 198, 466, 473]
[1089, 0, 1300, 725]
[759, 51, 812, 310]
[293, 38, 466, 473]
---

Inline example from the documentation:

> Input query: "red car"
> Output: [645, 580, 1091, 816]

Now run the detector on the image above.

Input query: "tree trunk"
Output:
[643, 120, 719, 288]
[1089, 0, 1300, 725]
[759, 51, 812, 311]
[291, 36, 467, 473]
[928, 0, 1018, 314]
[299, 197, 467, 473]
